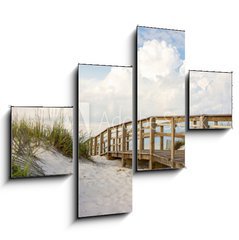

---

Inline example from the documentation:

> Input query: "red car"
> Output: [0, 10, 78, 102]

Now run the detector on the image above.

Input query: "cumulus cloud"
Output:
[79, 66, 132, 136]
[138, 39, 185, 118]
[189, 71, 232, 115]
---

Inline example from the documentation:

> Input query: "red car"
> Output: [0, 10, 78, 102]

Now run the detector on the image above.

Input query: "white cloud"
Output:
[80, 67, 132, 136]
[138, 39, 185, 118]
[190, 71, 232, 115]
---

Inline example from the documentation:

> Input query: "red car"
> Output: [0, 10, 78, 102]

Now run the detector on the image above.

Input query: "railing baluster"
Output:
[170, 117, 175, 164]
[160, 125, 164, 150]
[149, 117, 156, 170]
[122, 124, 126, 167]
[107, 128, 111, 159]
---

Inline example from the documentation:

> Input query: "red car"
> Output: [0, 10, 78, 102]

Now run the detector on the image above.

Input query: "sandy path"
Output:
[79, 156, 132, 218]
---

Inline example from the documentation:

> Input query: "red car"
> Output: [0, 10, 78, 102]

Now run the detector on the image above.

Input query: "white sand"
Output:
[35, 148, 72, 175]
[79, 156, 132, 218]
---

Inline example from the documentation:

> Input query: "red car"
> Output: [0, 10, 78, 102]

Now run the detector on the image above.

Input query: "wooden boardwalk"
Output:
[86, 115, 185, 170]
[85, 114, 231, 170]
[189, 114, 232, 129]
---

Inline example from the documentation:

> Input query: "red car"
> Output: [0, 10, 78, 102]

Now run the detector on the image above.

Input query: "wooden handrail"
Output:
[84, 114, 231, 169]
[85, 115, 186, 168]
[189, 114, 232, 129]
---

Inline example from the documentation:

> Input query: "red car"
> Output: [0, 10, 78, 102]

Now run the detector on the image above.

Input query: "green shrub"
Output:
[78, 131, 90, 159]
[174, 140, 185, 150]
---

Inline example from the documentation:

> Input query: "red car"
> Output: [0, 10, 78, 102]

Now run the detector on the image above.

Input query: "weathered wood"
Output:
[116, 127, 118, 152]
[199, 116, 209, 129]
[149, 117, 156, 170]
[170, 118, 175, 162]
[100, 133, 103, 154]
[121, 124, 126, 167]
[107, 128, 111, 159]
[160, 125, 164, 150]
[139, 120, 143, 153]
[94, 137, 97, 155]
[190, 114, 231, 128]
[143, 132, 185, 139]
[86, 115, 186, 170]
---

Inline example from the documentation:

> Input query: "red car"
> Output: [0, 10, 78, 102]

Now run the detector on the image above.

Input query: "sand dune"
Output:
[79, 156, 132, 218]
[35, 147, 72, 176]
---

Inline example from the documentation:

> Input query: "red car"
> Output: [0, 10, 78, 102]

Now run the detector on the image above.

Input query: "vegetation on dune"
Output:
[11, 117, 73, 178]
[174, 140, 185, 150]
[78, 131, 90, 159]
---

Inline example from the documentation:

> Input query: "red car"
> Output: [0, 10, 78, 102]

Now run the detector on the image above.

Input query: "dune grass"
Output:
[174, 140, 185, 150]
[78, 131, 90, 159]
[11, 113, 73, 178]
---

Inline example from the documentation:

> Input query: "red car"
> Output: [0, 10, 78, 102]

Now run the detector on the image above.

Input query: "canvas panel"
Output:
[137, 26, 185, 171]
[11, 106, 73, 178]
[189, 70, 232, 129]
[78, 64, 132, 218]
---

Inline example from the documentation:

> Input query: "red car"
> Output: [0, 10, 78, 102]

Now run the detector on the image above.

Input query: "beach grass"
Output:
[174, 140, 185, 150]
[11, 112, 73, 177]
[78, 131, 90, 159]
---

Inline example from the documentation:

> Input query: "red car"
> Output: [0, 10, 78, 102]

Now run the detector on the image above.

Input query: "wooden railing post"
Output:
[122, 124, 126, 167]
[171, 117, 175, 163]
[193, 120, 197, 128]
[200, 116, 209, 129]
[149, 117, 156, 170]
[113, 138, 115, 152]
[116, 127, 118, 152]
[94, 136, 97, 155]
[160, 125, 164, 150]
[100, 133, 103, 155]
[139, 120, 143, 154]
[90, 138, 93, 156]
[107, 128, 111, 159]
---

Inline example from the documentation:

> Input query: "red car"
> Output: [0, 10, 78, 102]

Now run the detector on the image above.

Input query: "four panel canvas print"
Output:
[8, 26, 233, 219]
[11, 106, 73, 178]
[78, 64, 132, 218]
[137, 26, 185, 171]
[189, 70, 232, 129]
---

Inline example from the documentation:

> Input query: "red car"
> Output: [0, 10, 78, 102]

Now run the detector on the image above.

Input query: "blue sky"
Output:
[79, 64, 111, 81]
[137, 26, 185, 60]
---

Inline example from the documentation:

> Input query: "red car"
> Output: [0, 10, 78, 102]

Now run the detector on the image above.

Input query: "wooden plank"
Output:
[116, 126, 118, 152]
[139, 120, 143, 153]
[149, 117, 156, 170]
[144, 132, 185, 139]
[100, 133, 103, 154]
[122, 124, 126, 167]
[160, 125, 164, 150]
[171, 118, 175, 161]
[94, 136, 97, 155]
[107, 128, 111, 159]
[199, 116, 209, 129]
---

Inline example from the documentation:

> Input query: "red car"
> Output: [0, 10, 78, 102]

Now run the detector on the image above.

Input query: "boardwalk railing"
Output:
[86, 115, 185, 170]
[85, 114, 231, 170]
[137, 116, 185, 170]
[189, 114, 232, 129]
[86, 120, 133, 167]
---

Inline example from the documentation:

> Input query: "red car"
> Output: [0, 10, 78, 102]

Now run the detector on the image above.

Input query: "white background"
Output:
[0, 0, 238, 239]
